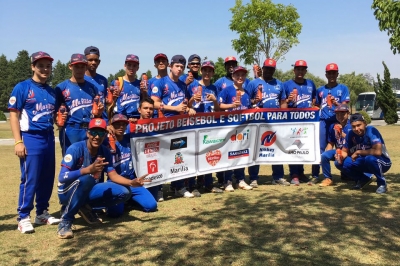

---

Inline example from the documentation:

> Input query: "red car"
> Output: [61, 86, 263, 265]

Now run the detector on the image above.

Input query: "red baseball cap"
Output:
[111, 114, 129, 124]
[154, 53, 168, 61]
[224, 56, 237, 63]
[233, 66, 248, 74]
[88, 118, 107, 130]
[326, 63, 339, 71]
[263, 58, 276, 68]
[293, 60, 307, 68]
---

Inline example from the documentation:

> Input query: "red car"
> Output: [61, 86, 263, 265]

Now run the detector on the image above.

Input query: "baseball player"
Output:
[106, 112, 158, 217]
[84, 46, 109, 122]
[57, 118, 149, 239]
[247, 59, 290, 187]
[311, 63, 350, 184]
[147, 53, 169, 118]
[219, 66, 253, 192]
[8, 51, 61, 234]
[55, 53, 104, 156]
[283, 60, 317, 185]
[334, 113, 391, 194]
[186, 61, 222, 194]
[179, 54, 202, 85]
[150, 55, 196, 198]
[319, 104, 352, 186]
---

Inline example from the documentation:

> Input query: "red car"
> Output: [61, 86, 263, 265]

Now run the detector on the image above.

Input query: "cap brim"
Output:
[70, 61, 87, 65]
[32, 56, 54, 63]
[112, 119, 129, 124]
[201, 65, 214, 69]
[154, 55, 168, 60]
[88, 126, 107, 130]
[125, 59, 140, 63]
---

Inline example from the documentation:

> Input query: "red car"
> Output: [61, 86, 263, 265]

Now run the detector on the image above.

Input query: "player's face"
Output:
[225, 61, 237, 74]
[170, 63, 184, 77]
[335, 111, 349, 125]
[124, 61, 139, 77]
[189, 60, 200, 72]
[70, 63, 87, 79]
[139, 102, 154, 119]
[262, 67, 275, 80]
[31, 59, 52, 81]
[351, 121, 367, 136]
[86, 54, 100, 72]
[325, 71, 338, 83]
[201, 67, 214, 81]
[112, 122, 128, 137]
[293, 67, 307, 79]
[232, 70, 246, 85]
[154, 59, 168, 71]
[87, 129, 107, 147]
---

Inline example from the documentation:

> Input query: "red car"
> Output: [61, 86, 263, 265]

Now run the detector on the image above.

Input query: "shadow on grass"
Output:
[32, 173, 400, 266]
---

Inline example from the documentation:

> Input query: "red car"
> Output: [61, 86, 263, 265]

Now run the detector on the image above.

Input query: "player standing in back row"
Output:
[8, 51, 61, 234]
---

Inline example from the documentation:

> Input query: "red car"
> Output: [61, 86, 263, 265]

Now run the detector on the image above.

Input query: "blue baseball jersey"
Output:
[344, 126, 390, 160]
[187, 80, 218, 113]
[214, 76, 250, 95]
[316, 84, 350, 120]
[8, 79, 55, 131]
[111, 79, 141, 118]
[179, 73, 202, 83]
[327, 120, 352, 149]
[219, 85, 252, 111]
[112, 134, 135, 180]
[85, 74, 109, 121]
[55, 80, 99, 124]
[247, 78, 286, 108]
[283, 79, 316, 108]
[150, 75, 187, 117]
[59, 140, 114, 184]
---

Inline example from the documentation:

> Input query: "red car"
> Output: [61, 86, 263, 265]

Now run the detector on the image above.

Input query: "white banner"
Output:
[130, 108, 320, 187]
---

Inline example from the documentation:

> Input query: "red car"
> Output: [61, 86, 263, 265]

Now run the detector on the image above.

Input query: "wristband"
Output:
[15, 140, 23, 146]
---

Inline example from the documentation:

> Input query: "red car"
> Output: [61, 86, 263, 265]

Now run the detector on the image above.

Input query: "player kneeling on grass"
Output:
[106, 112, 158, 217]
[57, 118, 149, 239]
[9, 51, 62, 234]
[334, 113, 391, 194]
[319, 104, 352, 187]
[219, 66, 254, 192]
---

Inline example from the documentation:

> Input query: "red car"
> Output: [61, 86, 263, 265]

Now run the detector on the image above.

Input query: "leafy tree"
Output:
[12, 50, 31, 85]
[107, 74, 115, 84]
[375, 61, 398, 124]
[211, 57, 226, 83]
[114, 69, 125, 79]
[0, 55, 11, 111]
[391, 78, 400, 90]
[145, 70, 152, 79]
[229, 0, 302, 65]
[338, 72, 374, 111]
[51, 60, 70, 87]
[372, 0, 400, 54]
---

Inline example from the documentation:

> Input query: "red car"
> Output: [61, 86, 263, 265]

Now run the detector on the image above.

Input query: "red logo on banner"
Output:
[144, 141, 160, 154]
[261, 131, 277, 147]
[147, 160, 158, 174]
[205, 150, 222, 166]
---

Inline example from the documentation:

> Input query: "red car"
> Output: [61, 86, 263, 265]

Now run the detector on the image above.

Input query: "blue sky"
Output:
[0, 0, 398, 80]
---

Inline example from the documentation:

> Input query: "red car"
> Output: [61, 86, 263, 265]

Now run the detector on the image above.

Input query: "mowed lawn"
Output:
[0, 124, 399, 266]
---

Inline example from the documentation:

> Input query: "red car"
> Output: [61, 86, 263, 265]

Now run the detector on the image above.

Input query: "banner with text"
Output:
[130, 108, 320, 187]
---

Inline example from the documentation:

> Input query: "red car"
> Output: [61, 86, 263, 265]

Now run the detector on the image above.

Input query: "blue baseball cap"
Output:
[70, 53, 88, 65]
[31, 51, 53, 63]
[233, 66, 248, 74]
[350, 113, 365, 123]
[125, 54, 140, 63]
[84, 46, 100, 56]
[188, 54, 201, 63]
[171, 55, 186, 66]
[201, 61, 215, 70]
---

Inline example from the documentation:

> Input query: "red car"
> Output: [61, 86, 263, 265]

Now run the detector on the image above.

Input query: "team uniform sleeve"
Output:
[178, 75, 186, 83]
[102, 147, 116, 173]
[278, 81, 287, 100]
[8, 82, 26, 111]
[343, 132, 351, 150]
[150, 79, 163, 99]
[246, 81, 256, 99]
[58, 148, 82, 183]
[219, 89, 227, 104]
[341, 85, 350, 103]
[311, 81, 317, 100]
[315, 87, 322, 106]
[55, 83, 65, 112]
[368, 127, 383, 145]
[327, 124, 336, 143]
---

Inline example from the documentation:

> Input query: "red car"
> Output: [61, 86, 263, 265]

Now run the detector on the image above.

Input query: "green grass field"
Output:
[0, 125, 399, 265]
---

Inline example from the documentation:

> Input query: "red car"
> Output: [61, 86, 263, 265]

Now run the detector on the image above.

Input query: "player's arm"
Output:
[280, 99, 288, 109]
[10, 110, 27, 158]
[325, 142, 334, 151]
[108, 171, 150, 187]
[353, 143, 382, 158]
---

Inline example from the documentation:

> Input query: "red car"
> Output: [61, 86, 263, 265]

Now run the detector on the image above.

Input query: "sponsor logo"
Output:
[290, 127, 308, 138]
[170, 152, 189, 174]
[152, 86, 158, 93]
[147, 160, 158, 174]
[286, 140, 309, 154]
[144, 141, 160, 154]
[261, 131, 277, 147]
[230, 129, 250, 142]
[170, 137, 187, 150]
[64, 154, 72, 163]
[203, 135, 225, 145]
[145, 173, 163, 181]
[9, 96, 16, 105]
[205, 150, 221, 166]
[228, 149, 249, 159]
[27, 89, 35, 99]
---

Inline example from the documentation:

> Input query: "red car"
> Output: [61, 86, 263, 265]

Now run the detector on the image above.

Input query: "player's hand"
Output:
[351, 151, 359, 162]
[129, 118, 138, 123]
[89, 157, 108, 176]
[254, 94, 261, 103]
[288, 92, 295, 102]
[185, 73, 194, 85]
[193, 93, 202, 102]
[330, 96, 337, 106]
[176, 102, 187, 112]
[112, 87, 120, 98]
[15, 143, 27, 159]
[233, 100, 241, 108]
[97, 102, 105, 116]
[206, 93, 216, 102]
[130, 174, 150, 187]
[255, 65, 262, 78]
[107, 125, 115, 136]
[188, 108, 196, 116]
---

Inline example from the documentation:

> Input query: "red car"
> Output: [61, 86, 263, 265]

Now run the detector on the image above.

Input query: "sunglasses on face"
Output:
[190, 62, 200, 66]
[89, 130, 106, 137]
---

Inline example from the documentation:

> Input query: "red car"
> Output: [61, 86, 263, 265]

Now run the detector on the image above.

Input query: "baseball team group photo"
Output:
[1, 0, 400, 265]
